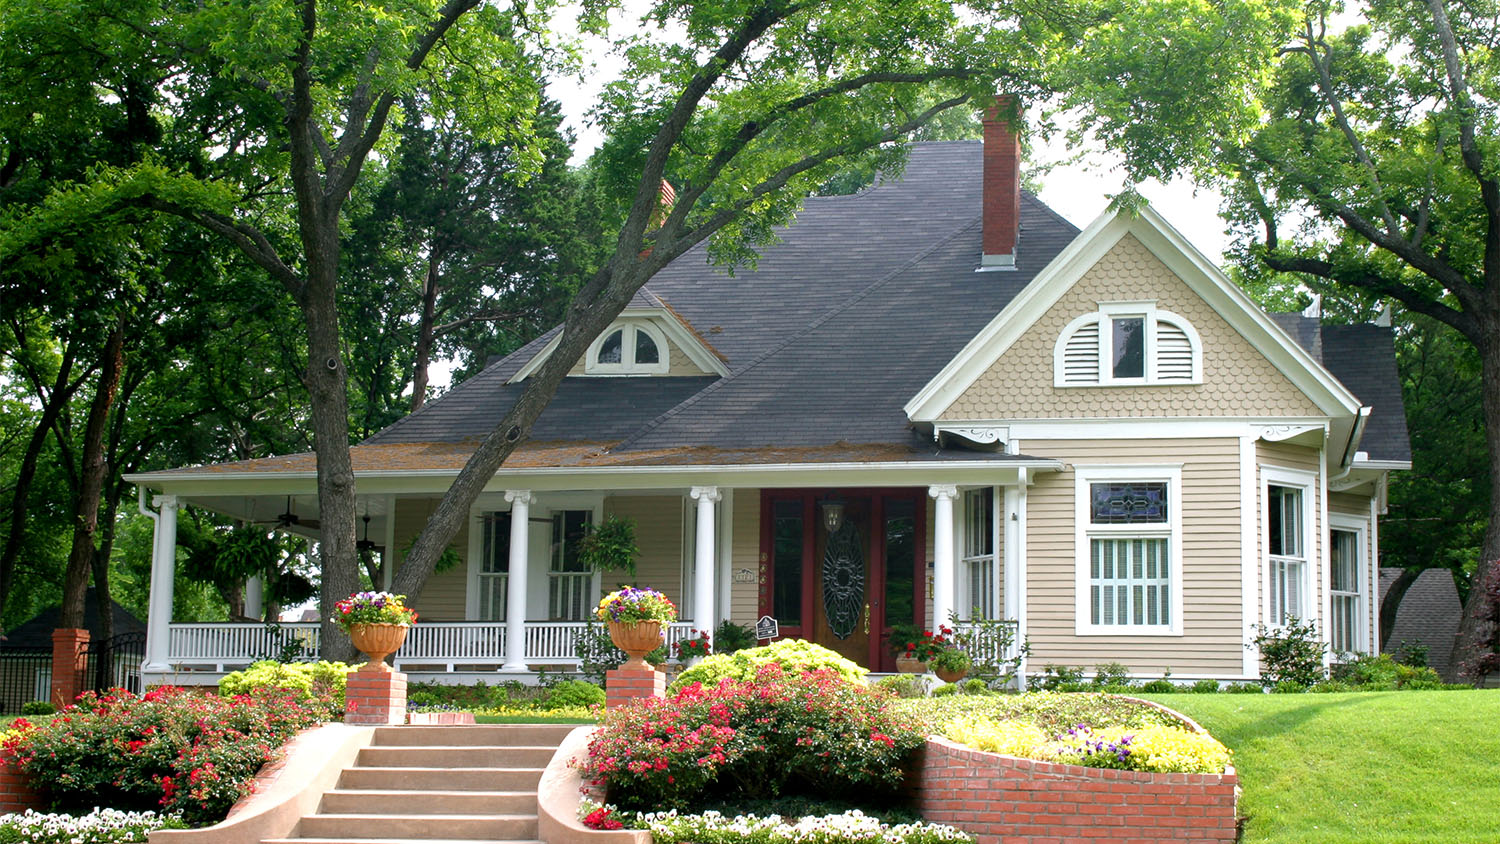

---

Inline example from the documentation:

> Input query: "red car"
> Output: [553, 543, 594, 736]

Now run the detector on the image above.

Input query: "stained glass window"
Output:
[1090, 482, 1168, 524]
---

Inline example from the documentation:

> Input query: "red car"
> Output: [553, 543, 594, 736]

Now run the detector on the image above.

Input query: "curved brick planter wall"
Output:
[0, 762, 45, 814]
[910, 736, 1239, 844]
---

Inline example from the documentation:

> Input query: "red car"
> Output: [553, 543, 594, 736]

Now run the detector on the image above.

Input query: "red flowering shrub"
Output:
[577, 664, 922, 811]
[0, 686, 324, 825]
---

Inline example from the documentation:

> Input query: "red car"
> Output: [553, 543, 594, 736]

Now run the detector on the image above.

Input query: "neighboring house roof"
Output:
[1383, 567, 1462, 679]
[1267, 316, 1412, 464]
[1379, 566, 1403, 603]
[2, 588, 146, 649]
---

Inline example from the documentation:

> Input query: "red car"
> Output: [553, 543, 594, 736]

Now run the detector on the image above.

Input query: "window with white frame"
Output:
[1075, 466, 1182, 634]
[585, 322, 669, 375]
[1329, 524, 1364, 654]
[1053, 303, 1201, 387]
[478, 512, 511, 621]
[1265, 476, 1312, 627]
[961, 487, 999, 619]
[549, 510, 594, 620]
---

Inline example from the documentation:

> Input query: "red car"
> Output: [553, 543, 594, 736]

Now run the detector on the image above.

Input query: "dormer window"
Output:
[1053, 302, 1201, 387]
[586, 322, 669, 375]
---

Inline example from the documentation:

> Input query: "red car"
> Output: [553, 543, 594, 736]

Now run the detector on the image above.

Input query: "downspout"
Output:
[137, 485, 159, 529]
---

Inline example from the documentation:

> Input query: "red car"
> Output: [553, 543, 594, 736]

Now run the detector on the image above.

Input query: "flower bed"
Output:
[0, 808, 187, 844]
[0, 686, 326, 825]
[577, 663, 921, 811]
[631, 809, 972, 844]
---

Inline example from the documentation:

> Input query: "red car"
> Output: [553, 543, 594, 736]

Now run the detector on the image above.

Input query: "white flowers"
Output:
[637, 809, 972, 844]
[0, 808, 186, 844]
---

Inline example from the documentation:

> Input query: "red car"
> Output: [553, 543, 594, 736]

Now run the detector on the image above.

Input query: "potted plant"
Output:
[674, 629, 713, 668]
[893, 625, 953, 673]
[334, 591, 418, 672]
[929, 645, 973, 684]
[576, 515, 640, 576]
[596, 586, 677, 669]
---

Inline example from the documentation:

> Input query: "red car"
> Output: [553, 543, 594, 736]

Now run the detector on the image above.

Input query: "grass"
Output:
[473, 712, 596, 724]
[1136, 690, 1500, 844]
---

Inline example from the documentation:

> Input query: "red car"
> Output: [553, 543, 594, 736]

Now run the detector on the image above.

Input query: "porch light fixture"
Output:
[820, 495, 846, 534]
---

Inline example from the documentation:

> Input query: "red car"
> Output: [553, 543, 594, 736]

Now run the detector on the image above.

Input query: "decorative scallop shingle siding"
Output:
[942, 234, 1323, 421]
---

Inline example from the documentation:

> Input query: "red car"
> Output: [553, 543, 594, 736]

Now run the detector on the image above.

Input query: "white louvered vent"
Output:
[1155, 319, 1194, 381]
[1061, 320, 1101, 385]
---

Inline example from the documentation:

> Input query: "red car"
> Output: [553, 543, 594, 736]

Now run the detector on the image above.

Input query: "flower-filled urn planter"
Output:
[895, 656, 929, 674]
[597, 586, 677, 671]
[933, 665, 968, 684]
[335, 591, 419, 672]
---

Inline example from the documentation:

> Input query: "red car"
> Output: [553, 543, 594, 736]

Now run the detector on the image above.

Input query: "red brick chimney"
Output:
[981, 95, 1021, 270]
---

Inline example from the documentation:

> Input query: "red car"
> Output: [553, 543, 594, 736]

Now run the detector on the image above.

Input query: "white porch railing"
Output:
[161, 620, 700, 673]
[950, 619, 1023, 668]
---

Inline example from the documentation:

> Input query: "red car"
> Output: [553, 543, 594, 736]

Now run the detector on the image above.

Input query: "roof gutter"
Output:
[1337, 406, 1372, 472]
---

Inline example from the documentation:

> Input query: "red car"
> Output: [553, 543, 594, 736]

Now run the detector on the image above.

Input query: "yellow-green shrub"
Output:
[942, 716, 1049, 757]
[669, 640, 865, 692]
[219, 660, 351, 716]
[1110, 724, 1232, 773]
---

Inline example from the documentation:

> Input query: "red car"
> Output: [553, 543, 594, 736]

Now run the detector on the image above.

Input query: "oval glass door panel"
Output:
[821, 520, 865, 639]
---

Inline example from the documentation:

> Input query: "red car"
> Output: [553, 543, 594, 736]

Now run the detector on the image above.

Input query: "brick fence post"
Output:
[605, 665, 665, 709]
[344, 666, 408, 725]
[50, 628, 89, 709]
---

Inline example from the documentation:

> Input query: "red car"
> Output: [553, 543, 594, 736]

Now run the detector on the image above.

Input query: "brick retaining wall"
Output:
[0, 760, 46, 814]
[911, 737, 1239, 844]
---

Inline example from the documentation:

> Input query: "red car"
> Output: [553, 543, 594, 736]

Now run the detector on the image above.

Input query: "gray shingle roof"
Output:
[365, 141, 1406, 464]
[1320, 324, 1411, 463]
[1383, 567, 1461, 679]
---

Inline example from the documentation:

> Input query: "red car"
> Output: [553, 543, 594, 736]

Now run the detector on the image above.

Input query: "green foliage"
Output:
[960, 679, 992, 695]
[218, 660, 351, 717]
[899, 691, 1183, 734]
[18, 702, 54, 716]
[712, 620, 756, 655]
[576, 516, 640, 576]
[1190, 679, 1221, 694]
[545, 680, 605, 710]
[1253, 618, 1328, 688]
[1034, 664, 1086, 691]
[928, 647, 972, 674]
[1139, 678, 1177, 694]
[581, 664, 922, 811]
[929, 683, 958, 697]
[950, 617, 1028, 687]
[670, 640, 865, 693]
[1224, 682, 1265, 695]
[872, 674, 927, 699]
[1092, 662, 1133, 688]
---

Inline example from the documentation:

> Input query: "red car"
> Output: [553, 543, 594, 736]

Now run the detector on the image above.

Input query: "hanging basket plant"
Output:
[576, 515, 640, 576]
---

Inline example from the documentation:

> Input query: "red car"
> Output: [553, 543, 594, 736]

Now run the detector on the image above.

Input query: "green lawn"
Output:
[1138, 691, 1500, 844]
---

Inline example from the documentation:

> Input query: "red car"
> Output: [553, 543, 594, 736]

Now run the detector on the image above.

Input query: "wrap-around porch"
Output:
[134, 463, 1050, 686]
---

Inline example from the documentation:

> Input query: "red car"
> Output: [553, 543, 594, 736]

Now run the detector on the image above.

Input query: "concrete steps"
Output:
[266, 723, 570, 844]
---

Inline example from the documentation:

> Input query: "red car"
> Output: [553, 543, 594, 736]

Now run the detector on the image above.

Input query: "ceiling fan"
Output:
[357, 514, 383, 555]
[258, 495, 320, 530]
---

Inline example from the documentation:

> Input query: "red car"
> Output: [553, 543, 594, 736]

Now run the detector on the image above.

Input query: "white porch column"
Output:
[244, 577, 264, 621]
[143, 494, 180, 672]
[503, 490, 534, 671]
[929, 484, 958, 630]
[690, 486, 721, 636]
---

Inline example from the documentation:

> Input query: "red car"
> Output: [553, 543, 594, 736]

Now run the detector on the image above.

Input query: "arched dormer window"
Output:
[585, 321, 670, 375]
[1053, 302, 1202, 387]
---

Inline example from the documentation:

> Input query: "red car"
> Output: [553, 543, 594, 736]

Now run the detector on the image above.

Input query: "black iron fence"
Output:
[0, 646, 53, 714]
[82, 631, 146, 696]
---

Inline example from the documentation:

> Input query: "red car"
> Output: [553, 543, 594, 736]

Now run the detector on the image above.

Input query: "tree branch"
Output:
[143, 198, 304, 296]
[432, 309, 530, 337]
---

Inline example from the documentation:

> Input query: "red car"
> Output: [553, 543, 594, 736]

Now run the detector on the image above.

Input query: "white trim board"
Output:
[508, 307, 729, 382]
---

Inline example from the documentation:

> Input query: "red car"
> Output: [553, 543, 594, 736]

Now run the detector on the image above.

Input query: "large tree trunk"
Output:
[59, 323, 124, 630]
[0, 345, 79, 620]
[300, 218, 360, 663]
[1454, 317, 1500, 679]
[89, 493, 120, 646]
[410, 249, 442, 412]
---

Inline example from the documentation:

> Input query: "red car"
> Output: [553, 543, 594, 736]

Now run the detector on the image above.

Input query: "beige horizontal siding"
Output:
[1021, 438, 1244, 676]
[398, 499, 468, 621]
[943, 234, 1323, 421]
[605, 495, 684, 604]
[729, 492, 760, 626]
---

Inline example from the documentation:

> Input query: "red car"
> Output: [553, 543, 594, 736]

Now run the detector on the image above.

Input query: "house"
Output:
[125, 101, 1410, 686]
[1379, 566, 1462, 679]
[0, 588, 146, 710]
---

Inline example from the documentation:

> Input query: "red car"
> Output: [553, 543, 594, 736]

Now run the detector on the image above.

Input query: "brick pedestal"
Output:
[605, 666, 665, 709]
[50, 628, 89, 709]
[344, 667, 407, 725]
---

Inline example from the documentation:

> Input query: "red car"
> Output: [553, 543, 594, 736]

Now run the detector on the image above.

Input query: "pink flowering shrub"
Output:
[0, 686, 324, 825]
[578, 663, 922, 811]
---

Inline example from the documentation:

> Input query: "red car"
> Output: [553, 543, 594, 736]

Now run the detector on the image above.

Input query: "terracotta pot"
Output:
[608, 620, 663, 670]
[934, 665, 968, 684]
[895, 656, 929, 674]
[348, 623, 409, 672]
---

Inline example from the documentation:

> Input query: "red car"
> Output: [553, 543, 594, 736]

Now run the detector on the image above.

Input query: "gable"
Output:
[566, 321, 717, 377]
[940, 234, 1323, 421]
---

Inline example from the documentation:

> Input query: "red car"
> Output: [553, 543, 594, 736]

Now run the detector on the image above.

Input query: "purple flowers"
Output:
[1057, 724, 1135, 766]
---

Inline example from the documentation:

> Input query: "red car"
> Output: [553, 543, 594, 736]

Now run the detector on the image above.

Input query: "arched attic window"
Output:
[585, 321, 670, 375]
[1053, 303, 1202, 387]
